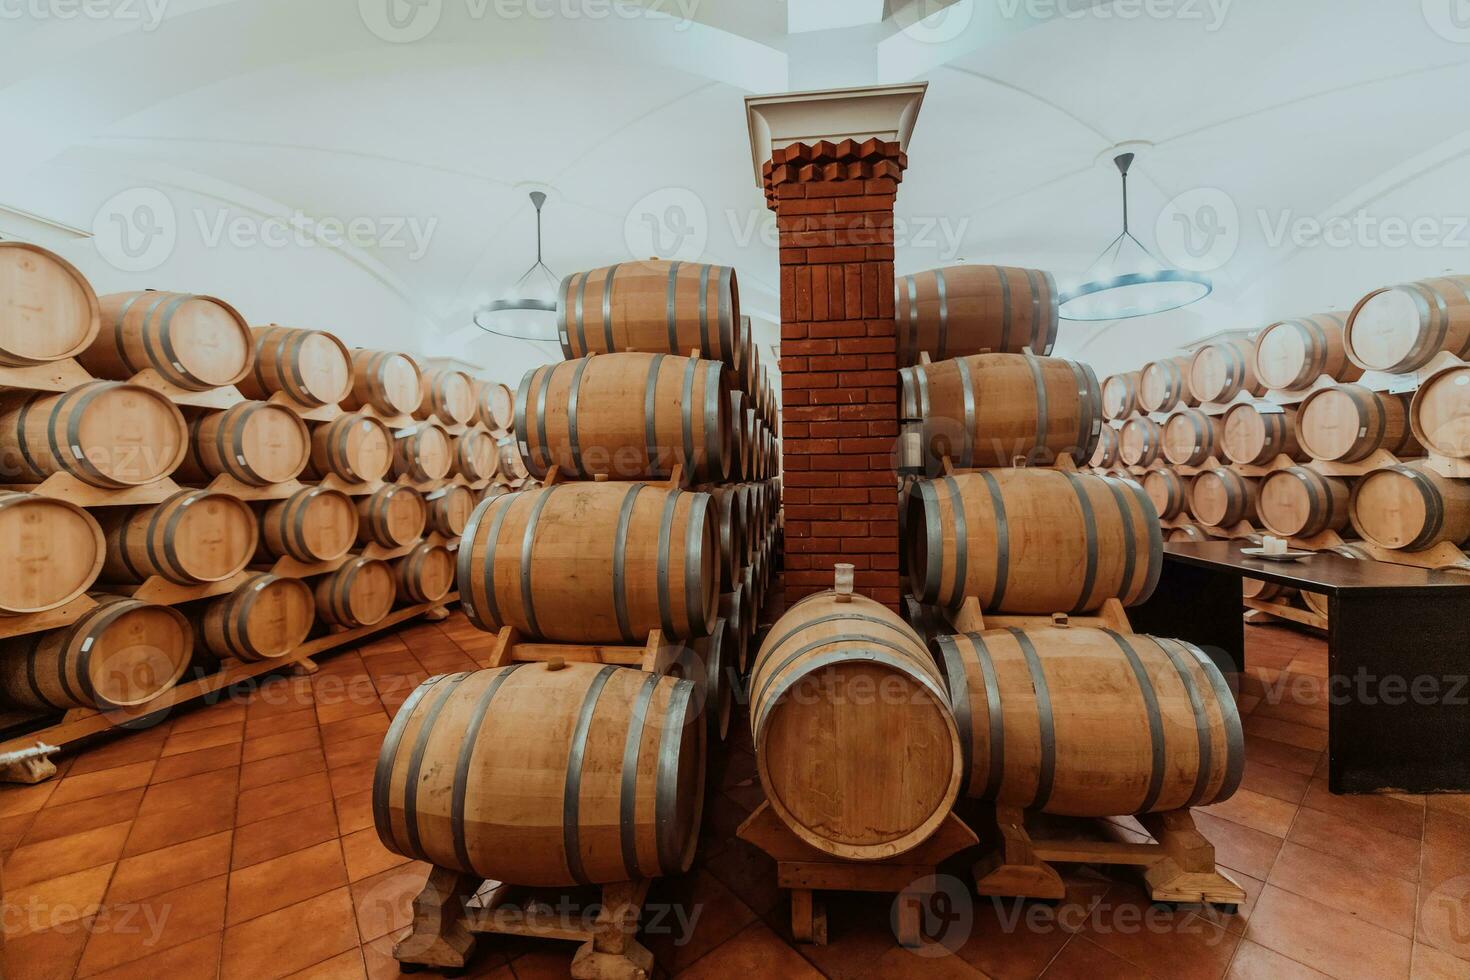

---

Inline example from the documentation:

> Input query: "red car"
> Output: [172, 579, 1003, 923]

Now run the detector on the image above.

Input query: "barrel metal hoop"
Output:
[717, 266, 734, 363]
[1100, 478, 1139, 603]
[159, 490, 203, 584]
[1298, 467, 1324, 535]
[934, 636, 974, 797]
[23, 635, 56, 710]
[610, 483, 647, 643]
[135, 292, 173, 384]
[1072, 360, 1101, 466]
[1342, 384, 1384, 461]
[401, 673, 472, 858]
[561, 664, 619, 885]
[600, 264, 620, 354]
[513, 367, 535, 469]
[1177, 640, 1247, 802]
[110, 291, 150, 374]
[917, 481, 943, 605]
[683, 493, 710, 636]
[556, 274, 574, 358]
[755, 648, 952, 747]
[665, 261, 683, 354]
[371, 674, 447, 854]
[1061, 473, 1099, 614]
[566, 357, 590, 479]
[943, 476, 968, 608]
[14, 395, 42, 479]
[959, 632, 1005, 799]
[697, 263, 712, 357]
[955, 356, 976, 468]
[1155, 637, 1214, 809]
[680, 357, 697, 470]
[619, 672, 661, 878]
[655, 678, 697, 874]
[472, 493, 519, 630]
[533, 365, 554, 477]
[1023, 351, 1047, 464]
[905, 275, 919, 367]
[1418, 283, 1449, 371]
[752, 633, 932, 728]
[1024, 268, 1043, 353]
[643, 354, 666, 477]
[1126, 478, 1163, 604]
[1297, 317, 1327, 386]
[1101, 629, 1167, 813]
[703, 361, 721, 479]
[572, 269, 589, 360]
[518, 486, 555, 637]
[998, 267, 1013, 353]
[656, 490, 679, 636]
[69, 602, 138, 708]
[154, 293, 195, 386]
[1039, 271, 1060, 354]
[757, 612, 918, 674]
[446, 664, 522, 873]
[934, 268, 949, 360]
[1006, 628, 1056, 810]
[455, 494, 497, 629]
[978, 470, 1010, 610]
[1392, 465, 1444, 550]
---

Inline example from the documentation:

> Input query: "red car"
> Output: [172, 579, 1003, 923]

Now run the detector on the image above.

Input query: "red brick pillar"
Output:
[764, 138, 907, 610]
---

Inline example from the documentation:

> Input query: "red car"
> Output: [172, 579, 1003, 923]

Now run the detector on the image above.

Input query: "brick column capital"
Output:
[761, 137, 908, 210]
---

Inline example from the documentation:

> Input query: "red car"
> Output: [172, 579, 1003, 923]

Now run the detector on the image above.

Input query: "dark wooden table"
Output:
[1130, 540, 1470, 794]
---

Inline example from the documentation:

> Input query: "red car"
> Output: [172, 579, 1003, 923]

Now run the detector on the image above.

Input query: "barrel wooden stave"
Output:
[936, 627, 1243, 815]
[1253, 313, 1358, 391]
[88, 292, 253, 390]
[0, 382, 187, 488]
[238, 326, 353, 408]
[1258, 467, 1350, 538]
[259, 487, 359, 563]
[751, 593, 961, 860]
[0, 492, 105, 615]
[906, 470, 1162, 615]
[894, 265, 1058, 367]
[458, 483, 718, 643]
[100, 490, 257, 585]
[178, 401, 311, 487]
[315, 556, 396, 627]
[306, 413, 394, 484]
[200, 573, 314, 662]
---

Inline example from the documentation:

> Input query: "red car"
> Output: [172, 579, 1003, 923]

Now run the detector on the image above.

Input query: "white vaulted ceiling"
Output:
[4, 0, 1470, 382]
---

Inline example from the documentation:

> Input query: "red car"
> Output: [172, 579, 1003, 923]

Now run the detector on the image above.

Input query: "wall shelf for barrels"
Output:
[125, 369, 247, 411]
[260, 552, 353, 580]
[0, 358, 95, 394]
[265, 390, 342, 422]
[119, 568, 258, 607]
[3, 473, 185, 508]
[361, 532, 453, 563]
[317, 474, 388, 498]
[200, 473, 310, 502]
[0, 593, 99, 641]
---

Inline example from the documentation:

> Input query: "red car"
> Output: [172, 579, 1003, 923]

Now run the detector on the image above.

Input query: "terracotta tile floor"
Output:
[3, 615, 1469, 980]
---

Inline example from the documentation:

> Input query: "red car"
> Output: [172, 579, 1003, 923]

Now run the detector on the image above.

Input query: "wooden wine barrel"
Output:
[417, 369, 477, 426]
[0, 492, 105, 615]
[1350, 463, 1470, 550]
[0, 597, 191, 711]
[937, 628, 1242, 814]
[1119, 416, 1164, 467]
[238, 326, 353, 407]
[1189, 468, 1259, 527]
[1253, 313, 1359, 391]
[87, 292, 253, 391]
[458, 483, 717, 643]
[751, 592, 961, 859]
[426, 483, 476, 538]
[0, 242, 101, 366]
[559, 260, 741, 373]
[695, 616, 734, 740]
[516, 353, 730, 482]
[341, 349, 422, 417]
[392, 422, 453, 483]
[476, 381, 515, 433]
[906, 470, 1161, 614]
[100, 490, 256, 585]
[1138, 356, 1196, 412]
[0, 382, 187, 488]
[1168, 524, 1210, 542]
[199, 573, 314, 662]
[900, 353, 1101, 470]
[1242, 578, 1288, 601]
[1188, 338, 1263, 404]
[259, 487, 358, 563]
[178, 401, 311, 487]
[1297, 385, 1418, 463]
[1101, 372, 1139, 421]
[1142, 468, 1189, 520]
[306, 413, 394, 484]
[719, 590, 747, 672]
[1089, 426, 1120, 469]
[498, 437, 529, 481]
[357, 484, 426, 549]
[1161, 408, 1223, 466]
[1301, 543, 1377, 617]
[701, 486, 745, 589]
[1411, 361, 1470, 459]
[315, 556, 396, 627]
[729, 391, 749, 480]
[451, 428, 500, 483]
[394, 541, 455, 603]
[1345, 276, 1470, 374]
[1258, 467, 1351, 538]
[1221, 403, 1301, 466]
[374, 662, 704, 886]
[894, 265, 1059, 367]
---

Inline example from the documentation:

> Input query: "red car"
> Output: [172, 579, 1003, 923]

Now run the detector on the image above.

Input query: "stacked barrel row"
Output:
[0, 240, 509, 722]
[376, 258, 781, 892]
[731, 263, 1239, 867]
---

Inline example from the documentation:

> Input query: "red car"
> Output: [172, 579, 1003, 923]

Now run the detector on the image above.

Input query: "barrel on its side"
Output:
[417, 369, 477, 426]
[1221, 403, 1301, 466]
[905, 470, 1161, 614]
[426, 484, 476, 538]
[238, 326, 353, 408]
[935, 627, 1242, 815]
[0, 382, 188, 487]
[751, 592, 961, 860]
[1090, 426, 1120, 469]
[476, 381, 515, 433]
[100, 491, 257, 585]
[178, 401, 311, 487]
[452, 428, 500, 483]
[199, 573, 315, 662]
[87, 292, 253, 390]
[1410, 361, 1470, 459]
[392, 422, 453, 484]
[1345, 276, 1470, 374]
[0, 242, 101, 366]
[374, 663, 705, 886]
[1142, 469, 1190, 520]
[1297, 385, 1419, 463]
[0, 492, 105, 615]
[1257, 467, 1351, 538]
[1188, 338, 1263, 404]
[306, 413, 394, 484]
[894, 265, 1058, 367]
[357, 485, 427, 549]
[394, 541, 456, 604]
[1138, 356, 1196, 413]
[1119, 417, 1164, 467]
[1101, 372, 1139, 420]
[316, 557, 396, 627]
[1161, 408, 1223, 466]
[342, 349, 421, 417]
[1253, 313, 1358, 391]
[259, 487, 359, 563]
[1350, 463, 1470, 551]
[1189, 468, 1259, 527]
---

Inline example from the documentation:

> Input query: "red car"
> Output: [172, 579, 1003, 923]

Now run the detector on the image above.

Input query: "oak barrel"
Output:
[1142, 468, 1189, 520]
[701, 486, 745, 589]
[905, 470, 1161, 614]
[315, 556, 396, 627]
[1101, 372, 1139, 421]
[392, 422, 453, 483]
[900, 353, 1101, 470]
[417, 369, 477, 426]
[1350, 463, 1470, 550]
[750, 592, 962, 860]
[1242, 579, 1288, 601]
[100, 490, 256, 585]
[357, 484, 426, 549]
[451, 428, 500, 483]
[476, 380, 515, 432]
[0, 597, 191, 711]
[1161, 408, 1223, 466]
[341, 349, 421, 417]
[374, 662, 704, 886]
[1189, 468, 1259, 527]
[0, 492, 105, 615]
[0, 242, 101, 366]
[178, 401, 311, 487]
[1188, 338, 1262, 404]
[1138, 356, 1196, 412]
[559, 259, 741, 370]
[394, 541, 455, 604]
[426, 483, 476, 538]
[1090, 426, 1120, 469]
[1168, 524, 1210, 542]
[458, 483, 718, 643]
[1119, 416, 1164, 467]
[238, 326, 353, 407]
[895, 265, 1059, 367]
[1301, 543, 1376, 617]
[0, 382, 187, 487]
[1345, 276, 1470, 373]
[694, 616, 733, 740]
[1257, 467, 1351, 538]
[1253, 313, 1358, 390]
[1221, 403, 1301, 466]
[199, 573, 314, 662]
[1410, 361, 1470, 459]
[516, 353, 729, 482]
[935, 627, 1242, 814]
[306, 413, 394, 484]
[259, 487, 359, 563]
[1297, 385, 1418, 463]
[87, 292, 253, 390]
